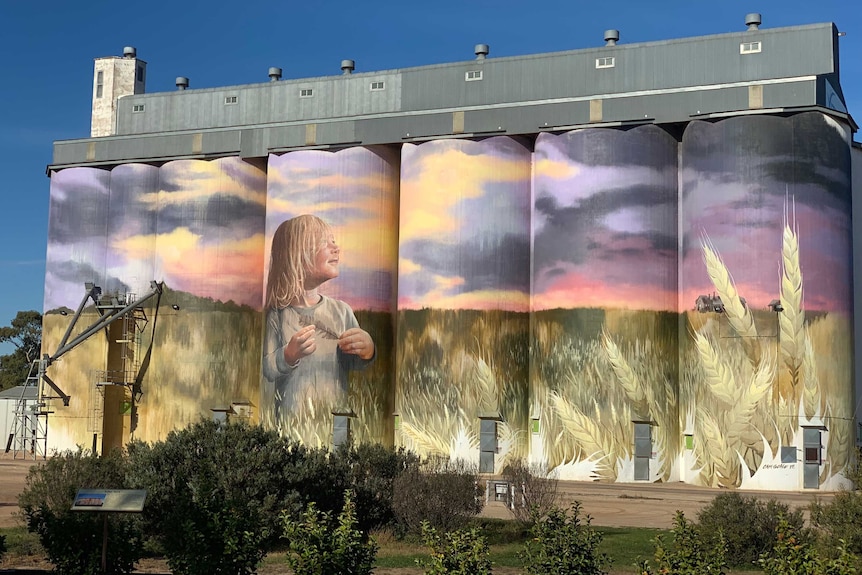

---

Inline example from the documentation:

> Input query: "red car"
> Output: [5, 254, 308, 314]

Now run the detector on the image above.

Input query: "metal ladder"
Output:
[89, 292, 148, 441]
[8, 360, 50, 459]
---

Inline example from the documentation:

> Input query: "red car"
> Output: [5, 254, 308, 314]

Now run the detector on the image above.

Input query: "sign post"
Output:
[71, 489, 147, 573]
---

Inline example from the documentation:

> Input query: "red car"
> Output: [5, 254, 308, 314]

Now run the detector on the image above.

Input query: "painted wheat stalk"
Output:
[727, 349, 774, 473]
[802, 332, 820, 418]
[601, 329, 648, 411]
[550, 393, 617, 481]
[826, 411, 850, 479]
[702, 239, 761, 364]
[401, 419, 452, 457]
[472, 356, 499, 414]
[695, 408, 740, 488]
[693, 330, 737, 405]
[779, 220, 805, 395]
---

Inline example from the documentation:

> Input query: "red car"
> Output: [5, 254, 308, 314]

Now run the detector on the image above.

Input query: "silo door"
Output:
[803, 428, 821, 489]
[634, 422, 652, 481]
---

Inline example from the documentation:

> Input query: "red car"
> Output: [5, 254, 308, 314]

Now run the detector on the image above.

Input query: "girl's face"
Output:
[305, 233, 340, 288]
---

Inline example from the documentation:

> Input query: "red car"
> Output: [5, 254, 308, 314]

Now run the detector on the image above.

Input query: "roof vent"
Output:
[604, 30, 620, 46]
[341, 59, 355, 74]
[474, 44, 490, 60]
[745, 13, 761, 31]
[175, 76, 189, 90]
[123, 46, 137, 58]
[268, 67, 282, 81]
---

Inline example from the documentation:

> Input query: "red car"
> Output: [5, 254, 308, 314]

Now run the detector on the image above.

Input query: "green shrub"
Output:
[127, 420, 328, 575]
[418, 521, 492, 575]
[392, 458, 483, 534]
[333, 442, 420, 532]
[696, 492, 805, 567]
[639, 510, 726, 575]
[811, 452, 862, 557]
[0, 532, 6, 561]
[759, 515, 857, 575]
[282, 490, 378, 575]
[811, 490, 862, 558]
[17, 448, 143, 575]
[519, 501, 608, 575]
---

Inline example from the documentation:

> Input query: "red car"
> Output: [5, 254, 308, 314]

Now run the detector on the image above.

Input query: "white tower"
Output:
[91, 47, 146, 137]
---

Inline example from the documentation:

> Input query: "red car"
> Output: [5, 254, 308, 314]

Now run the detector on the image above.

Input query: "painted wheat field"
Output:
[682, 223, 854, 490]
[259, 309, 395, 448]
[396, 309, 531, 470]
[395, 307, 680, 482]
[41, 295, 264, 449]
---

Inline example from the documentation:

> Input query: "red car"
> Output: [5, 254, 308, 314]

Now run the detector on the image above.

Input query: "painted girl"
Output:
[262, 214, 374, 419]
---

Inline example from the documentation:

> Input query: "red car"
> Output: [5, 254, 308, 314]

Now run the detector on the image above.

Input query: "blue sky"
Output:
[0, 0, 859, 353]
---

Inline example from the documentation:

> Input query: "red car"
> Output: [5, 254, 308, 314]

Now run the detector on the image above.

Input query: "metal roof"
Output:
[51, 21, 853, 169]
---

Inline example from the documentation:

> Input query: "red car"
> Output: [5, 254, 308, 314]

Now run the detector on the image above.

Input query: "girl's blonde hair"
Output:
[266, 214, 333, 309]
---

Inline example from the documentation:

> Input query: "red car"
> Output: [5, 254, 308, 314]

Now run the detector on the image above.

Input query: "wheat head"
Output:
[693, 330, 737, 405]
[702, 240, 761, 366]
[472, 355, 499, 414]
[550, 393, 617, 481]
[601, 329, 647, 409]
[779, 223, 805, 393]
[802, 333, 820, 418]
[695, 408, 740, 488]
[401, 419, 453, 457]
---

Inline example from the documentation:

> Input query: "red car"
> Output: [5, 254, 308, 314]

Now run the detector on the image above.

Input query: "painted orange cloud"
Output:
[400, 145, 530, 243]
[116, 229, 265, 307]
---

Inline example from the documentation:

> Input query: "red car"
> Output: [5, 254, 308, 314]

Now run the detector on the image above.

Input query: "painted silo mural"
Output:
[142, 158, 266, 442]
[262, 147, 399, 447]
[396, 137, 532, 472]
[532, 126, 680, 482]
[43, 166, 113, 450]
[37, 110, 855, 492]
[42, 157, 267, 450]
[680, 112, 853, 490]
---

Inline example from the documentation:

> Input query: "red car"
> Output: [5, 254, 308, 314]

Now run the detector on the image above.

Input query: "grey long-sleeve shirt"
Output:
[263, 295, 373, 417]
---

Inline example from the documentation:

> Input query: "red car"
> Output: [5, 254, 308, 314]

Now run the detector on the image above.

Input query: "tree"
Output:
[0, 310, 42, 392]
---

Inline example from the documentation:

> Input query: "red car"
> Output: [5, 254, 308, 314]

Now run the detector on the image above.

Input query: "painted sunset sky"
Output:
[680, 113, 853, 314]
[398, 137, 532, 311]
[44, 157, 267, 310]
[265, 147, 399, 312]
[533, 126, 679, 312]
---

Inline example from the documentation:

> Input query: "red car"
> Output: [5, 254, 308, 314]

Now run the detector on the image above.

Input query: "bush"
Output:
[392, 458, 483, 534]
[759, 515, 857, 575]
[696, 492, 805, 567]
[17, 448, 144, 575]
[0, 532, 6, 561]
[640, 510, 726, 575]
[333, 442, 420, 531]
[811, 450, 862, 557]
[127, 420, 330, 575]
[418, 522, 492, 575]
[282, 490, 378, 575]
[520, 501, 608, 575]
[501, 459, 558, 525]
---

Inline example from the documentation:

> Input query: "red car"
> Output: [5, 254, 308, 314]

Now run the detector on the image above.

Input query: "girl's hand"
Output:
[338, 328, 374, 360]
[284, 325, 316, 366]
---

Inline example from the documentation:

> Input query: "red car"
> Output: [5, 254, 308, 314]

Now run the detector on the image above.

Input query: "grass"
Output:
[265, 522, 661, 571]
[0, 525, 43, 558]
[0, 522, 764, 574]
